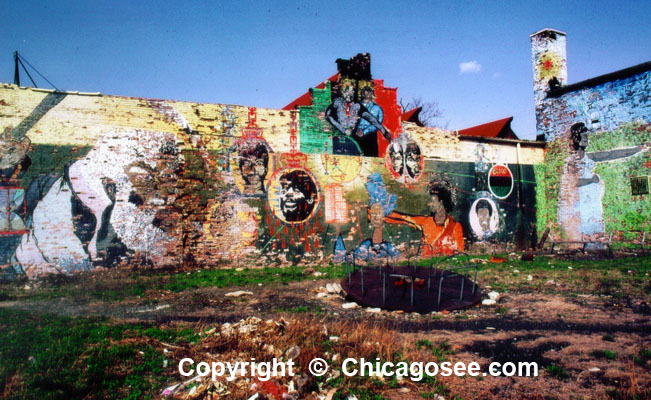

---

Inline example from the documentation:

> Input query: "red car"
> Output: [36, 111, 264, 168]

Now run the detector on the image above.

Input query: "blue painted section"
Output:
[578, 155, 604, 235]
[565, 71, 650, 133]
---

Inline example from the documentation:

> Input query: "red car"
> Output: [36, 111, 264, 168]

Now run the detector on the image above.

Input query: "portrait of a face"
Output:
[360, 86, 374, 104]
[388, 142, 404, 175]
[469, 197, 499, 239]
[0, 132, 30, 172]
[238, 142, 269, 195]
[340, 81, 355, 103]
[369, 202, 384, 229]
[428, 184, 453, 225]
[476, 200, 492, 231]
[277, 169, 318, 223]
[571, 122, 589, 154]
[404, 141, 422, 179]
[386, 138, 423, 183]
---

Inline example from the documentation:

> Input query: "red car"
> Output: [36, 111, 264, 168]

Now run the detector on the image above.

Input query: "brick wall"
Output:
[0, 83, 543, 277]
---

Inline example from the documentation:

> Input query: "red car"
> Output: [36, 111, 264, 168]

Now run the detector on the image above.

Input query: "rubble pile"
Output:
[161, 317, 344, 400]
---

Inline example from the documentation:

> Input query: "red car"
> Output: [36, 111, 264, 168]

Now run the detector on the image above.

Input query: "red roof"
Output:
[401, 107, 423, 126]
[458, 117, 518, 139]
[282, 73, 340, 110]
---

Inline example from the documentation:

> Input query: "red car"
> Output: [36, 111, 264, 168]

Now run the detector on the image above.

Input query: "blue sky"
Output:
[2, 0, 649, 139]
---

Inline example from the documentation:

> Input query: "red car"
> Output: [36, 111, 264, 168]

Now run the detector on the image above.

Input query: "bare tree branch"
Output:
[399, 97, 444, 128]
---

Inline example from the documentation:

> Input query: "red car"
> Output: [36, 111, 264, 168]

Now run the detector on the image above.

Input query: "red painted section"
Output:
[373, 79, 402, 157]
[490, 165, 511, 177]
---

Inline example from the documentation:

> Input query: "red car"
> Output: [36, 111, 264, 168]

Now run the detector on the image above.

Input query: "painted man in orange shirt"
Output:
[385, 183, 464, 256]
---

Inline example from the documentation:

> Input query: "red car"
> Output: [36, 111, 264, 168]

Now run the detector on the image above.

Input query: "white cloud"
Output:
[492, 72, 502, 79]
[459, 61, 482, 74]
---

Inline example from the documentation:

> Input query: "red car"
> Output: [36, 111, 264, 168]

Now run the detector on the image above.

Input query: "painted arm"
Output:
[384, 211, 423, 232]
[453, 220, 465, 252]
[325, 103, 348, 135]
[360, 109, 391, 140]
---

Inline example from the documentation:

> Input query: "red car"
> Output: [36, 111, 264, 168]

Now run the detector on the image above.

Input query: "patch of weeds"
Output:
[602, 334, 615, 342]
[590, 349, 616, 360]
[334, 388, 385, 400]
[276, 305, 323, 314]
[0, 308, 195, 399]
[0, 292, 16, 301]
[163, 265, 345, 293]
[546, 363, 569, 380]
[598, 277, 621, 295]
[633, 347, 650, 368]
[132, 325, 199, 344]
[416, 339, 454, 361]
[495, 306, 508, 315]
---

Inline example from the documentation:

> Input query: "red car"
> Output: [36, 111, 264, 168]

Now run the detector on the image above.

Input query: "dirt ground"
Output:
[1, 263, 649, 400]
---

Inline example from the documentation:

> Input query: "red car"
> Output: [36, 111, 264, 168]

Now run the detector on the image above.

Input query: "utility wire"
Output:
[15, 52, 59, 91]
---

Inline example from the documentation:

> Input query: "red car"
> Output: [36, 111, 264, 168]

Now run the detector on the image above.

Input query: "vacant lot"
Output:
[0, 254, 649, 399]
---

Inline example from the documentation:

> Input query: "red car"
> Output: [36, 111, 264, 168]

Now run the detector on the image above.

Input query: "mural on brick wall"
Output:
[0, 53, 543, 278]
[385, 180, 464, 256]
[532, 29, 650, 240]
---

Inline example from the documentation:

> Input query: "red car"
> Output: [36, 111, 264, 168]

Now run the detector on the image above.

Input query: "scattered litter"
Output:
[482, 299, 497, 306]
[225, 290, 254, 297]
[527, 274, 533, 281]
[342, 302, 360, 309]
[487, 291, 500, 301]
[285, 345, 301, 360]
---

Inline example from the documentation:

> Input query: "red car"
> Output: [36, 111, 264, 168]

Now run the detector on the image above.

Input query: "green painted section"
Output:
[586, 122, 651, 152]
[591, 123, 651, 237]
[19, 144, 92, 190]
[299, 82, 333, 154]
[534, 138, 568, 239]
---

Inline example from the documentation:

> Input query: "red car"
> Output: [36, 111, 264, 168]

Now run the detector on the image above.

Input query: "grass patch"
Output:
[546, 364, 569, 380]
[0, 308, 196, 399]
[0, 264, 347, 303]
[416, 339, 454, 362]
[590, 349, 617, 360]
[162, 265, 345, 293]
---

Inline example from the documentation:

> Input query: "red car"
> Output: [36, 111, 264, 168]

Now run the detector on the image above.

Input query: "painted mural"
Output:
[0, 53, 543, 278]
[531, 30, 650, 241]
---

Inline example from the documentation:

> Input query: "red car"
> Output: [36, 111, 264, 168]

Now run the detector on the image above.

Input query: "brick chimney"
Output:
[530, 28, 567, 141]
